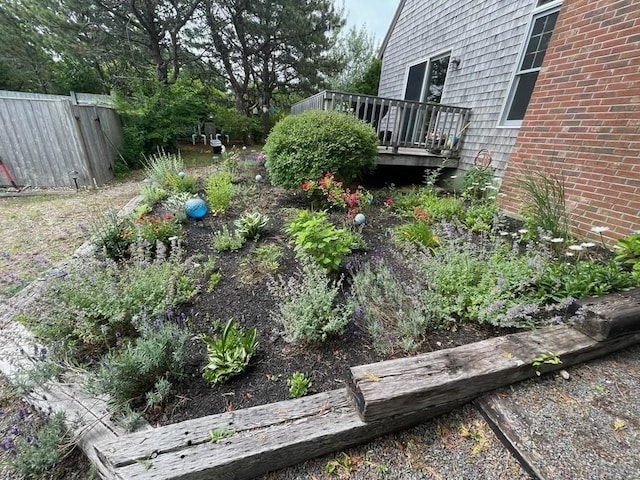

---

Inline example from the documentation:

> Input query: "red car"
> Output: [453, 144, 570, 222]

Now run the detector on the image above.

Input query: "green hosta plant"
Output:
[285, 210, 355, 273]
[200, 319, 258, 385]
[234, 212, 269, 241]
[287, 372, 312, 398]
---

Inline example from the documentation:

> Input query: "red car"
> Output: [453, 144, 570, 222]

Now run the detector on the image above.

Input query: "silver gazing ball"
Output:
[178, 171, 186, 179]
[255, 174, 263, 183]
[354, 213, 366, 225]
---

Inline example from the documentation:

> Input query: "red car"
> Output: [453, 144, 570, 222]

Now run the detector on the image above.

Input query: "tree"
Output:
[201, 0, 345, 139]
[328, 25, 378, 93]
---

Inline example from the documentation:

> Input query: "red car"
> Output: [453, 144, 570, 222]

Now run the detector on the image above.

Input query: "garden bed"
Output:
[15, 149, 639, 434]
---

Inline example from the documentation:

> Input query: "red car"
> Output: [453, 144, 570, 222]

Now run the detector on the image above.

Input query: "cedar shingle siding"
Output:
[379, 0, 537, 175]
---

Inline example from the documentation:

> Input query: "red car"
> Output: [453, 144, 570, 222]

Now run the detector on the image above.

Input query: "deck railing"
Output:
[291, 91, 472, 156]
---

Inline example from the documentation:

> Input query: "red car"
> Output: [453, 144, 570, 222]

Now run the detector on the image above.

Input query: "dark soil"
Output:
[155, 163, 514, 426]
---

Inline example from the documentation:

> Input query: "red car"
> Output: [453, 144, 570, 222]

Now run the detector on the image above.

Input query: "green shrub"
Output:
[140, 183, 169, 206]
[285, 210, 355, 273]
[88, 210, 135, 260]
[463, 202, 498, 233]
[416, 235, 554, 328]
[393, 190, 464, 223]
[234, 212, 269, 241]
[93, 319, 189, 409]
[614, 232, 640, 267]
[206, 171, 234, 214]
[143, 149, 196, 194]
[462, 165, 496, 202]
[269, 259, 353, 343]
[200, 319, 258, 385]
[264, 110, 378, 188]
[287, 372, 312, 398]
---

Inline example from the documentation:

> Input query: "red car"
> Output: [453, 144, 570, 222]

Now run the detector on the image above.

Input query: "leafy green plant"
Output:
[212, 225, 246, 252]
[140, 183, 169, 206]
[88, 209, 135, 260]
[521, 171, 570, 240]
[238, 244, 283, 284]
[264, 109, 378, 188]
[162, 192, 194, 222]
[536, 258, 638, 302]
[287, 371, 312, 398]
[206, 170, 234, 214]
[532, 351, 562, 376]
[209, 429, 236, 443]
[93, 319, 189, 409]
[234, 212, 269, 241]
[131, 213, 183, 246]
[394, 220, 438, 250]
[463, 202, 498, 233]
[415, 234, 556, 328]
[269, 259, 353, 343]
[142, 149, 191, 193]
[200, 319, 258, 385]
[285, 210, 355, 273]
[462, 165, 496, 202]
[614, 232, 640, 267]
[27, 256, 198, 358]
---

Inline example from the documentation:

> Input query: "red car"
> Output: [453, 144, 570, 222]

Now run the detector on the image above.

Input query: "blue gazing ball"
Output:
[185, 197, 208, 219]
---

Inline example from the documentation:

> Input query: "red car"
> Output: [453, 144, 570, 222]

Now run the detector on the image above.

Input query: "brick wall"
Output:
[500, 0, 640, 244]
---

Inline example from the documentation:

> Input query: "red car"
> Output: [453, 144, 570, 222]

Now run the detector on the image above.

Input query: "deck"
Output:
[292, 90, 471, 167]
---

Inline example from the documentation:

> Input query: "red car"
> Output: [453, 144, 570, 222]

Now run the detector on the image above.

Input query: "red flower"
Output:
[384, 197, 394, 207]
[302, 180, 311, 191]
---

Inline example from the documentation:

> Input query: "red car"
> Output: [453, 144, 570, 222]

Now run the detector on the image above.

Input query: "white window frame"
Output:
[499, 0, 563, 127]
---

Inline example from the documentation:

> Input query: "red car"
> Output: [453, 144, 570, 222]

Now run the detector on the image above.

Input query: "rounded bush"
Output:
[264, 110, 378, 188]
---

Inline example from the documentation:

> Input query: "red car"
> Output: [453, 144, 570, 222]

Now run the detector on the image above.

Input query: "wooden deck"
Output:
[376, 146, 458, 168]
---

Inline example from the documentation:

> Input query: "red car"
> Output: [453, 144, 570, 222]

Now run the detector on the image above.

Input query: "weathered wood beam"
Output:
[348, 324, 640, 423]
[94, 389, 471, 480]
[572, 289, 640, 340]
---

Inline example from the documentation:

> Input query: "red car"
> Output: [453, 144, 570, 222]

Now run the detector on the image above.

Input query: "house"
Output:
[378, 0, 639, 242]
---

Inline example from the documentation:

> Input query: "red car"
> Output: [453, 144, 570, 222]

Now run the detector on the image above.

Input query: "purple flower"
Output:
[0, 437, 15, 451]
[9, 425, 19, 435]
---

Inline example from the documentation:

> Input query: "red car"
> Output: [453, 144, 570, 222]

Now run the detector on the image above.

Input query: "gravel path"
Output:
[257, 404, 533, 480]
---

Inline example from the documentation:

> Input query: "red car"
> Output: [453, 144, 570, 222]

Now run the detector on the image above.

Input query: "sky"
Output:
[343, 0, 401, 45]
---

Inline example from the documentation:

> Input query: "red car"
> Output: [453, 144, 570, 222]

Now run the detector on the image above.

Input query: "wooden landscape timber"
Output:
[348, 301, 640, 423]
[572, 288, 640, 341]
[93, 389, 468, 480]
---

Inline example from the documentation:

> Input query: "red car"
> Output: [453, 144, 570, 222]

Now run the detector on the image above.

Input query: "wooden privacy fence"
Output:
[0, 90, 122, 188]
